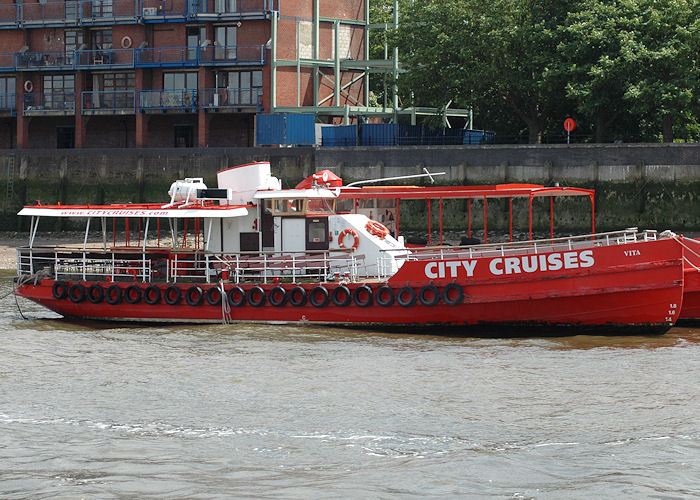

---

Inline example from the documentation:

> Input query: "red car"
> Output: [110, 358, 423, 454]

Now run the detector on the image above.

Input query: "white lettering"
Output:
[547, 253, 563, 271]
[461, 260, 477, 277]
[539, 254, 548, 271]
[438, 261, 446, 279]
[579, 250, 594, 268]
[425, 262, 438, 279]
[522, 255, 538, 273]
[490, 258, 504, 275]
[504, 257, 521, 275]
[563, 251, 579, 269]
[446, 261, 461, 277]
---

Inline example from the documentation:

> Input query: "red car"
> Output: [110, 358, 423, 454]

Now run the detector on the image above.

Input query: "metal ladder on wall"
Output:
[4, 156, 15, 211]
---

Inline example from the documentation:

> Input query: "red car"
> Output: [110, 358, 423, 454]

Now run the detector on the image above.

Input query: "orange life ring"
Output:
[365, 220, 390, 239]
[338, 228, 359, 249]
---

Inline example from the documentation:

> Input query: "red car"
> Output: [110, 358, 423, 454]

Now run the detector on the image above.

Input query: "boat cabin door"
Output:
[305, 217, 329, 251]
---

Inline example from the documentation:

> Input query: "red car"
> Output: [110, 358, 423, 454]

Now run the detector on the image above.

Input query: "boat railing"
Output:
[16, 246, 367, 284]
[382, 228, 658, 261]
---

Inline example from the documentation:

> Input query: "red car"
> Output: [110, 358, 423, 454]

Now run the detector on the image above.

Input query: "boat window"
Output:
[336, 198, 354, 212]
[307, 198, 335, 214]
[272, 198, 304, 215]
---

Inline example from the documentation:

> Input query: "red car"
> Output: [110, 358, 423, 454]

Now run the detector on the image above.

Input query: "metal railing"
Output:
[75, 48, 135, 69]
[201, 87, 263, 111]
[15, 50, 74, 70]
[23, 91, 76, 113]
[139, 89, 198, 111]
[0, 92, 15, 114]
[82, 90, 136, 112]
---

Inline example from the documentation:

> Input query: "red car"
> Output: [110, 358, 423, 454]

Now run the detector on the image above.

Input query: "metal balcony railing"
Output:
[23, 91, 76, 113]
[75, 48, 135, 69]
[135, 46, 199, 67]
[201, 87, 262, 111]
[15, 50, 74, 70]
[198, 44, 266, 65]
[0, 93, 16, 115]
[139, 89, 198, 112]
[82, 90, 136, 113]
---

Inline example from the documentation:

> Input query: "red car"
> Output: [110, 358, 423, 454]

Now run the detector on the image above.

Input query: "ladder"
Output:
[4, 156, 15, 211]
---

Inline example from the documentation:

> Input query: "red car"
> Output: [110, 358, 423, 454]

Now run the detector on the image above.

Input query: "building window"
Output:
[91, 29, 112, 50]
[99, 72, 134, 108]
[163, 72, 198, 108]
[65, 30, 84, 64]
[214, 26, 237, 59]
[91, 0, 114, 18]
[187, 26, 206, 61]
[215, 0, 237, 14]
[43, 75, 75, 110]
[164, 72, 198, 90]
[221, 70, 261, 105]
[0, 76, 15, 110]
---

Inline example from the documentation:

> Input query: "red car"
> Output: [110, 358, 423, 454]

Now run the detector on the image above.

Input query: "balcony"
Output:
[23, 91, 75, 115]
[188, 0, 275, 20]
[134, 45, 265, 67]
[82, 90, 136, 114]
[15, 50, 75, 71]
[75, 48, 135, 69]
[139, 89, 198, 112]
[201, 87, 262, 112]
[0, 93, 16, 116]
[198, 44, 265, 65]
[135, 46, 199, 68]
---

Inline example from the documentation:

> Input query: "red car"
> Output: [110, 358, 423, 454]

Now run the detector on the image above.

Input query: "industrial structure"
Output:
[0, 0, 468, 149]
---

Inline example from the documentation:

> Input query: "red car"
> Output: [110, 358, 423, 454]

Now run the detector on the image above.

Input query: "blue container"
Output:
[256, 114, 285, 146]
[361, 123, 398, 146]
[322, 125, 358, 146]
[256, 113, 316, 146]
[285, 113, 316, 145]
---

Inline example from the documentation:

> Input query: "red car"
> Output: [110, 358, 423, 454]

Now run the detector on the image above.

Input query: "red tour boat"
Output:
[14, 161, 685, 334]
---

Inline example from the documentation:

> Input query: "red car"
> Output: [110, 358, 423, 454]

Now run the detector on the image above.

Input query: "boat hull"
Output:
[680, 237, 700, 321]
[16, 239, 684, 335]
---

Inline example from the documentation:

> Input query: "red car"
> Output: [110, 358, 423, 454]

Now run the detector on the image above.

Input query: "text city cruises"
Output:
[13, 161, 694, 335]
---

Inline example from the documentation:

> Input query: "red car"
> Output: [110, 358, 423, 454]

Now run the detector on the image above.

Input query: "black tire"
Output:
[376, 286, 395, 307]
[331, 285, 352, 307]
[52, 281, 68, 300]
[442, 283, 464, 306]
[105, 284, 123, 305]
[124, 284, 142, 304]
[289, 286, 307, 307]
[185, 286, 204, 306]
[309, 286, 330, 308]
[268, 286, 287, 307]
[206, 286, 222, 306]
[69, 283, 86, 303]
[419, 284, 440, 306]
[397, 286, 417, 307]
[353, 285, 373, 307]
[164, 286, 182, 306]
[227, 286, 246, 307]
[87, 284, 104, 304]
[247, 286, 266, 307]
[144, 285, 162, 305]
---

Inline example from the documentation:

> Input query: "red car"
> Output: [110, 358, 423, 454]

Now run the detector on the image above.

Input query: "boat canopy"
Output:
[337, 184, 594, 200]
[253, 188, 338, 200]
[17, 204, 250, 219]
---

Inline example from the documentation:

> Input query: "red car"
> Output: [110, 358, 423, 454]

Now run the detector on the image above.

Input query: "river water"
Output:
[1, 271, 699, 499]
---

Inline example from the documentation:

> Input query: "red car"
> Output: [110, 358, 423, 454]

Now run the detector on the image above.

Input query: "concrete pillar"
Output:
[74, 72, 86, 148]
[15, 87, 29, 149]
[135, 69, 148, 147]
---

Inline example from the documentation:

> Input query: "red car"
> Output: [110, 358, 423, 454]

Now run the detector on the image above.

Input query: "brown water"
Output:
[1, 272, 699, 498]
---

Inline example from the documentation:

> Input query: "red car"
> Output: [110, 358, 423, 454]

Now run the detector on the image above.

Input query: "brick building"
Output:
[0, 0, 368, 148]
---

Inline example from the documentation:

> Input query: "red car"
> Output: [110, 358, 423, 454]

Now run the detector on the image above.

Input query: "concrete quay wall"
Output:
[1, 143, 698, 236]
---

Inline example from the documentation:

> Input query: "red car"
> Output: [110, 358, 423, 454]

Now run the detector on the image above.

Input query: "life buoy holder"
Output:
[87, 283, 105, 304]
[353, 284, 373, 307]
[289, 286, 307, 307]
[309, 286, 330, 308]
[247, 286, 266, 307]
[24, 80, 33, 93]
[121, 35, 132, 49]
[52, 280, 68, 300]
[144, 285, 162, 305]
[227, 286, 246, 307]
[338, 228, 359, 249]
[376, 286, 395, 307]
[331, 285, 352, 307]
[365, 220, 390, 239]
[69, 283, 87, 303]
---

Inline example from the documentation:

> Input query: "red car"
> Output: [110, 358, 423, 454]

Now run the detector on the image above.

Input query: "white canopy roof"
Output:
[18, 206, 249, 219]
[253, 188, 337, 200]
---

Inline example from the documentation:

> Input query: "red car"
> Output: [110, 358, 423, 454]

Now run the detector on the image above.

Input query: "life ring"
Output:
[353, 284, 373, 307]
[268, 286, 287, 307]
[69, 283, 86, 303]
[376, 286, 395, 307]
[144, 285, 162, 305]
[105, 284, 123, 305]
[87, 284, 104, 304]
[288, 286, 307, 307]
[309, 286, 329, 308]
[120, 35, 132, 48]
[52, 280, 68, 300]
[206, 286, 222, 306]
[227, 286, 246, 307]
[247, 286, 266, 307]
[185, 286, 204, 306]
[442, 283, 464, 306]
[397, 286, 416, 307]
[331, 285, 352, 307]
[164, 286, 182, 306]
[124, 284, 142, 304]
[338, 228, 359, 249]
[419, 284, 440, 306]
[23, 80, 33, 93]
[365, 220, 390, 239]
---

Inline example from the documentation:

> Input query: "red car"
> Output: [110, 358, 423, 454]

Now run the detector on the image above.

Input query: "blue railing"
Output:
[201, 87, 263, 110]
[0, 0, 275, 26]
[135, 45, 265, 67]
[75, 48, 135, 69]
[23, 91, 75, 113]
[15, 50, 75, 70]
[82, 90, 136, 112]
[0, 93, 16, 115]
[139, 89, 198, 112]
